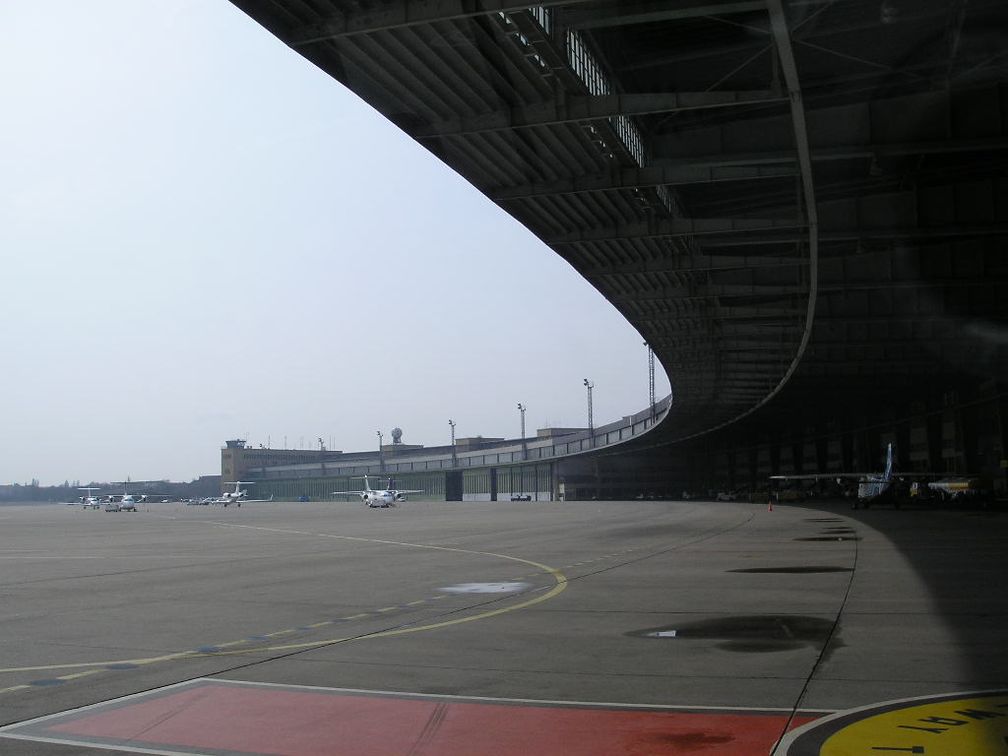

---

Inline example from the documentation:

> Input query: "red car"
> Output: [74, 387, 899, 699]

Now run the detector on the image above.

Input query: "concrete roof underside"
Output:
[231, 0, 1008, 443]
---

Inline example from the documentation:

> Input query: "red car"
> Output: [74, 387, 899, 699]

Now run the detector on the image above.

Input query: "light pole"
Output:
[583, 378, 594, 436]
[645, 341, 656, 421]
[448, 419, 456, 466]
[376, 430, 384, 471]
[517, 403, 527, 460]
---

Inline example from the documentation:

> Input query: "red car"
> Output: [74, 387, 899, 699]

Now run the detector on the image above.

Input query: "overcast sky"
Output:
[1, 1, 670, 487]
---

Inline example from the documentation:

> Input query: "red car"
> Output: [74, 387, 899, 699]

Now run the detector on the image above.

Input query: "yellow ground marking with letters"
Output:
[781, 691, 1008, 755]
[821, 694, 1008, 756]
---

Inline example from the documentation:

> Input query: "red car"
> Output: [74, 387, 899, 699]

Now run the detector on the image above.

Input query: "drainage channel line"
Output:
[769, 523, 860, 755]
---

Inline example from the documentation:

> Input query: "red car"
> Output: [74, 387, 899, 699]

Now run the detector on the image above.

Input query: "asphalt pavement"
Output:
[0, 498, 1004, 754]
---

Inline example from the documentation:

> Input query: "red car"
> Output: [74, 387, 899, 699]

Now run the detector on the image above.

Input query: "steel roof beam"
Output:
[807, 340, 963, 352]
[611, 283, 806, 303]
[417, 91, 786, 138]
[731, 315, 965, 327]
[593, 254, 804, 276]
[692, 223, 1008, 247]
[493, 163, 796, 201]
[637, 306, 803, 325]
[494, 138, 1007, 202]
[288, 1, 584, 45]
[560, 1, 768, 30]
[656, 325, 795, 338]
[548, 217, 806, 244]
[657, 342, 798, 354]
[652, 138, 1008, 167]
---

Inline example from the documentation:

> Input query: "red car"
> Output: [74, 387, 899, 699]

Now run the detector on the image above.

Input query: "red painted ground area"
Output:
[44, 682, 818, 755]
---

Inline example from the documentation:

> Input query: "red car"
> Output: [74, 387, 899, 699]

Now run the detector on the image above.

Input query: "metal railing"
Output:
[250, 395, 672, 480]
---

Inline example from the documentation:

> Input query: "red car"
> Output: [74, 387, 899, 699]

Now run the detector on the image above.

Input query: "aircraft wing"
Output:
[395, 489, 424, 494]
[769, 472, 945, 481]
[769, 473, 872, 480]
[332, 491, 367, 496]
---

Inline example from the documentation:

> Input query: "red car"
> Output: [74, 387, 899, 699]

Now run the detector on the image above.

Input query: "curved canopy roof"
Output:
[231, 0, 1007, 441]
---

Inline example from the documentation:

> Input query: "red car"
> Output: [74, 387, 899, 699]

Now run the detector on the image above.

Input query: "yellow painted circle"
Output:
[0, 523, 567, 680]
[783, 691, 1008, 755]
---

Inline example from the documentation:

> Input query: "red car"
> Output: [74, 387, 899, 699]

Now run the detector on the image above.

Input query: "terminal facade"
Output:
[227, 382, 1006, 499]
[225, 399, 673, 501]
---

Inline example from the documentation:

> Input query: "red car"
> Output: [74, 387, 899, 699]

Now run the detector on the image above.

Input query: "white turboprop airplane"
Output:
[77, 487, 103, 508]
[106, 482, 152, 511]
[106, 481, 182, 511]
[213, 481, 274, 506]
[332, 476, 423, 508]
[770, 443, 896, 509]
[769, 443, 946, 509]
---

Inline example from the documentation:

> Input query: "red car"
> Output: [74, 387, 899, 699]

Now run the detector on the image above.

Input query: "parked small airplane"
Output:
[104, 481, 180, 511]
[106, 482, 150, 511]
[77, 487, 103, 508]
[332, 475, 423, 508]
[770, 443, 906, 509]
[212, 481, 274, 506]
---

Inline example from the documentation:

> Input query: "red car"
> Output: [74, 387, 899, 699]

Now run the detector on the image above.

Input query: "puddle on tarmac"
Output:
[630, 615, 835, 653]
[439, 582, 531, 594]
[728, 566, 852, 574]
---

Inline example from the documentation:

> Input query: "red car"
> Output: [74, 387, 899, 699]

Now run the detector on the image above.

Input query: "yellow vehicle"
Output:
[928, 477, 989, 503]
[775, 489, 806, 502]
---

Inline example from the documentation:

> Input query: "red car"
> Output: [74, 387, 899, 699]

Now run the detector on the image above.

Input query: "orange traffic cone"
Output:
[767, 497, 774, 512]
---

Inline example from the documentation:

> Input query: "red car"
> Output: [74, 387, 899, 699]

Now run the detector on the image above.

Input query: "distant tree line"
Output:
[0, 477, 221, 503]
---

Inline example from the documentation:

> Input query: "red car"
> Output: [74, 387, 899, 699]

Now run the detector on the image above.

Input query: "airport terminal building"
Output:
[226, 383, 1006, 500]
[228, 1, 1008, 501]
[226, 398, 671, 502]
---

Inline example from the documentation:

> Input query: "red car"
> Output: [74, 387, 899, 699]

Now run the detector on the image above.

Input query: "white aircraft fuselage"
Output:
[214, 481, 272, 505]
[363, 490, 397, 507]
[334, 476, 421, 508]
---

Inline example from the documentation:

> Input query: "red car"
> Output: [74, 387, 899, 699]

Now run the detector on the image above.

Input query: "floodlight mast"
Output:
[645, 342, 656, 421]
[517, 403, 527, 461]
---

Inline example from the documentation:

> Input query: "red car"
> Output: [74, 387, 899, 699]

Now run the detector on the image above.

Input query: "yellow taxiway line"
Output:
[0, 523, 567, 678]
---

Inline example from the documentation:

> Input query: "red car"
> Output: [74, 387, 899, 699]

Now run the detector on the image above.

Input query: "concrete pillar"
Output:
[769, 440, 781, 477]
[896, 422, 911, 471]
[997, 394, 1008, 495]
[748, 444, 759, 491]
[445, 471, 463, 501]
[927, 412, 943, 473]
[842, 433, 854, 473]
[815, 434, 828, 472]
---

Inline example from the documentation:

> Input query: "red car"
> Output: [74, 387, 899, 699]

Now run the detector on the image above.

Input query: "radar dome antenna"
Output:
[391, 427, 403, 445]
